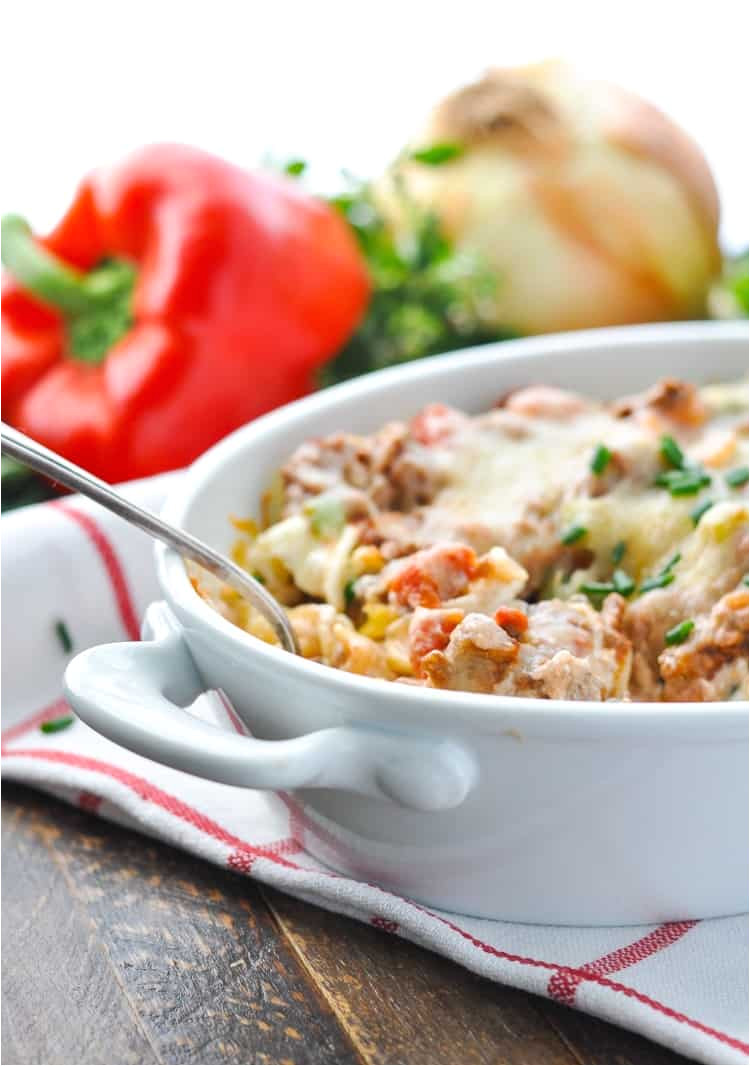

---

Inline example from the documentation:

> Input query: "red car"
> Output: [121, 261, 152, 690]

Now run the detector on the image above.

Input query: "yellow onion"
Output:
[376, 63, 721, 334]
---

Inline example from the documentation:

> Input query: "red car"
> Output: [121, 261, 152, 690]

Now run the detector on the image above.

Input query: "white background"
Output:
[2, 0, 748, 249]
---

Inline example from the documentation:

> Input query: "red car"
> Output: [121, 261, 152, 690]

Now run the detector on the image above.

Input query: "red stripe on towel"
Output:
[0, 699, 70, 744]
[2, 746, 300, 864]
[52, 502, 141, 640]
[548, 921, 699, 1005]
[216, 690, 248, 737]
[417, 907, 746, 1055]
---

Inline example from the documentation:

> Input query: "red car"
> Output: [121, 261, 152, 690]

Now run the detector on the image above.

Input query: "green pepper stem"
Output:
[1, 214, 96, 313]
[1, 214, 136, 364]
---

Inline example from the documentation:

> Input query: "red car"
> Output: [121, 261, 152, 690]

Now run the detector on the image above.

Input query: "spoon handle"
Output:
[1, 423, 298, 654]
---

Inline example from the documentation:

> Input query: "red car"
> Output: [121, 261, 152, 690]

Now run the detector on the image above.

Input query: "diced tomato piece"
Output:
[390, 566, 441, 608]
[389, 544, 477, 608]
[494, 606, 529, 639]
[409, 609, 464, 674]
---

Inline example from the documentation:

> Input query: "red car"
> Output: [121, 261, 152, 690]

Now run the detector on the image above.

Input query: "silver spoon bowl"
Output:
[0, 423, 299, 655]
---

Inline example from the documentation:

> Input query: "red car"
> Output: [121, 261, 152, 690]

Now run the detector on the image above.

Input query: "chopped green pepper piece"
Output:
[306, 495, 346, 537]
[344, 578, 357, 607]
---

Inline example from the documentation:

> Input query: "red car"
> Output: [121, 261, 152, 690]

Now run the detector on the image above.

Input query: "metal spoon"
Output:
[0, 423, 299, 654]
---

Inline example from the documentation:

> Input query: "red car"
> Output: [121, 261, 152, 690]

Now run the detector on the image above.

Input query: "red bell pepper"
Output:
[1, 144, 369, 481]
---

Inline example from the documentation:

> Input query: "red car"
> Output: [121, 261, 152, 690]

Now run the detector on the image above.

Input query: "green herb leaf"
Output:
[639, 572, 676, 594]
[40, 715, 75, 734]
[54, 619, 73, 654]
[726, 465, 749, 488]
[321, 176, 509, 386]
[690, 499, 714, 525]
[612, 569, 635, 597]
[611, 540, 626, 565]
[412, 143, 463, 165]
[283, 159, 307, 177]
[590, 444, 612, 475]
[252, 571, 267, 585]
[664, 619, 694, 646]
[561, 524, 587, 545]
[660, 435, 685, 469]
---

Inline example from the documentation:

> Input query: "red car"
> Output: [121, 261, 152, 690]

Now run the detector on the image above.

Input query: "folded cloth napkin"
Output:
[2, 479, 747, 1066]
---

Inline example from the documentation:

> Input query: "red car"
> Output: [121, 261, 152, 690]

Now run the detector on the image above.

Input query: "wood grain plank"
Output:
[261, 886, 580, 1065]
[262, 889, 696, 1066]
[2, 782, 697, 1066]
[2, 793, 160, 1066]
[2, 784, 359, 1066]
[539, 998, 692, 1065]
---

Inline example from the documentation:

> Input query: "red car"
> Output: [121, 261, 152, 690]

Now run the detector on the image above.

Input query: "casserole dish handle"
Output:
[63, 601, 477, 812]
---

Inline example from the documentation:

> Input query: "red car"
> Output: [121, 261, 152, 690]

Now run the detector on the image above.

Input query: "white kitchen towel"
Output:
[1, 481, 747, 1066]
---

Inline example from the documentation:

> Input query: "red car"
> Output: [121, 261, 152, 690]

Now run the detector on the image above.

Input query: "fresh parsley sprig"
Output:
[320, 176, 511, 386]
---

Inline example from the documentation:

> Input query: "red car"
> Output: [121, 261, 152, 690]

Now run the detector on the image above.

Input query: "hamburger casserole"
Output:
[192, 378, 749, 702]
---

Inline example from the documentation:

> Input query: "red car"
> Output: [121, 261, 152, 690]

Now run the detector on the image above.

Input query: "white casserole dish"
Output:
[64, 321, 749, 925]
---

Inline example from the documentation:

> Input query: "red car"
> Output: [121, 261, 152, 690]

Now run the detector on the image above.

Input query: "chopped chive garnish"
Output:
[669, 473, 712, 496]
[660, 435, 685, 469]
[726, 466, 749, 488]
[591, 444, 612, 475]
[40, 715, 75, 734]
[252, 571, 266, 585]
[54, 620, 73, 654]
[654, 470, 711, 496]
[639, 572, 675, 593]
[561, 524, 587, 545]
[611, 540, 626, 564]
[612, 569, 635, 597]
[579, 581, 615, 602]
[664, 619, 694, 646]
[412, 142, 463, 165]
[344, 578, 357, 607]
[690, 499, 714, 525]
[661, 552, 681, 574]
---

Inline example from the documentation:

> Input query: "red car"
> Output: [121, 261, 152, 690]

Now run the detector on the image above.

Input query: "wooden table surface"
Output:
[2, 783, 692, 1066]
